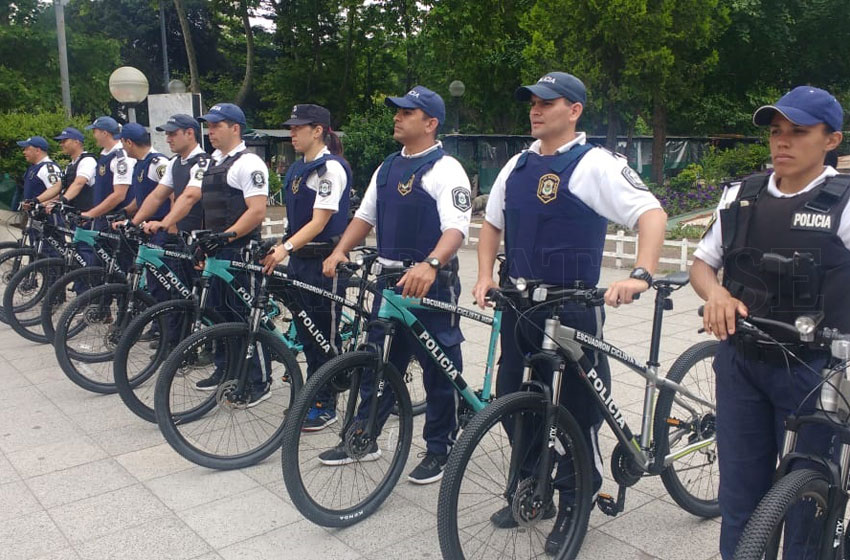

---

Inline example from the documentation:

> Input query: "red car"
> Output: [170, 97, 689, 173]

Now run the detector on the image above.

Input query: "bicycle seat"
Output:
[653, 271, 689, 288]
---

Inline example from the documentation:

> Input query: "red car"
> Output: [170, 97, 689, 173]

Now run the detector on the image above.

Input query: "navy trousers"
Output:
[715, 340, 834, 559]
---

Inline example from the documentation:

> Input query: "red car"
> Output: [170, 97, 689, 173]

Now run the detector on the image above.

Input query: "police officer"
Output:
[473, 71, 666, 552]
[261, 104, 351, 431]
[114, 123, 170, 235]
[16, 135, 62, 207]
[81, 117, 135, 230]
[193, 103, 271, 406]
[51, 127, 97, 212]
[323, 86, 473, 484]
[691, 86, 847, 559]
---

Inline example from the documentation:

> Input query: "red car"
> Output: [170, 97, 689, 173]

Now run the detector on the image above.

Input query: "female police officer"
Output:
[261, 104, 351, 431]
[691, 86, 848, 559]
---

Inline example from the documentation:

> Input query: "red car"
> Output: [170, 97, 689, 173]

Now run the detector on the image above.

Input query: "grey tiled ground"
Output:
[1, 246, 723, 559]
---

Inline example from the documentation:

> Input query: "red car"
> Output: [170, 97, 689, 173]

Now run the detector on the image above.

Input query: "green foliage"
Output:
[341, 105, 398, 194]
[666, 223, 707, 240]
[667, 163, 705, 193]
[701, 143, 771, 183]
[268, 169, 282, 196]
[0, 111, 97, 179]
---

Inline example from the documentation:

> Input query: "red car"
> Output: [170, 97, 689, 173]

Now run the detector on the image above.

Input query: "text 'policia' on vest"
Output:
[721, 171, 850, 339]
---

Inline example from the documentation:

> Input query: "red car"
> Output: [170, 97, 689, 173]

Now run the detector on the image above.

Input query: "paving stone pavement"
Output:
[0, 246, 724, 560]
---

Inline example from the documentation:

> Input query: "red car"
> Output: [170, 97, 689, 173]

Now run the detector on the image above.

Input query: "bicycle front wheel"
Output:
[154, 322, 302, 470]
[654, 339, 720, 517]
[0, 247, 39, 323]
[281, 350, 413, 527]
[3, 257, 64, 343]
[438, 391, 593, 560]
[734, 469, 837, 560]
[41, 266, 112, 343]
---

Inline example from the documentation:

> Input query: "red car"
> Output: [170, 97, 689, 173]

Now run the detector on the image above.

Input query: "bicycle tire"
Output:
[0, 247, 40, 323]
[281, 350, 414, 527]
[154, 322, 302, 470]
[40, 266, 114, 343]
[437, 391, 593, 560]
[654, 339, 720, 518]
[3, 257, 66, 343]
[734, 468, 835, 560]
[54, 283, 155, 394]
[114, 299, 222, 423]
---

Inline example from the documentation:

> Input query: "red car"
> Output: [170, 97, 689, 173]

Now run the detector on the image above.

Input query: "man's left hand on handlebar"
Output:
[605, 277, 649, 308]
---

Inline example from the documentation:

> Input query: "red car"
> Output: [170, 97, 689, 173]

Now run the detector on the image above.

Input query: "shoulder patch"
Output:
[701, 213, 717, 239]
[46, 163, 59, 173]
[194, 167, 205, 181]
[452, 187, 472, 212]
[251, 170, 265, 188]
[48, 173, 60, 184]
[116, 159, 128, 175]
[317, 178, 333, 197]
[621, 167, 647, 191]
[155, 164, 167, 180]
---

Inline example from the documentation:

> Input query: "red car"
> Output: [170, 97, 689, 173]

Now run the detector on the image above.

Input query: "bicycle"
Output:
[280, 262, 505, 527]
[436, 272, 719, 559]
[729, 314, 850, 559]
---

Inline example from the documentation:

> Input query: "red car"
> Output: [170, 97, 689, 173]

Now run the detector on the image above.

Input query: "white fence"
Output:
[261, 217, 287, 240]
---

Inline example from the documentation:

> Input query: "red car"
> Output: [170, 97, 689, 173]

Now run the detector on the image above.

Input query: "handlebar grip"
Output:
[338, 262, 360, 273]
[698, 306, 704, 317]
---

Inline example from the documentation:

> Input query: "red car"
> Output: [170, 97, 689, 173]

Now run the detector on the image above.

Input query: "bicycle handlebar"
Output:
[696, 306, 849, 344]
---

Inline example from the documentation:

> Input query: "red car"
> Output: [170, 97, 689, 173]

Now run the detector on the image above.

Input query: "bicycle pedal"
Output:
[596, 488, 626, 517]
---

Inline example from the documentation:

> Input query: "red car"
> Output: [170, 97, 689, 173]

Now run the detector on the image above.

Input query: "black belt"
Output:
[731, 334, 827, 366]
[293, 242, 335, 260]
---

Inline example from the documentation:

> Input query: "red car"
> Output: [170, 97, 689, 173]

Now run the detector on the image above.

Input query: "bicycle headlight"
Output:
[515, 277, 527, 292]
[795, 315, 816, 339]
[354, 254, 364, 266]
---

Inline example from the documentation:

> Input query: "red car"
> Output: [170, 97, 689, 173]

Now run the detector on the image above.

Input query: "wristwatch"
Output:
[629, 267, 653, 287]
[283, 240, 294, 252]
[425, 257, 441, 270]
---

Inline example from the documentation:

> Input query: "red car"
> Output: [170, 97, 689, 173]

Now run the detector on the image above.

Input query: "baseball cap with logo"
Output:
[85, 116, 121, 135]
[17, 136, 50, 151]
[753, 86, 844, 132]
[156, 114, 201, 135]
[116, 122, 150, 143]
[54, 127, 85, 143]
[198, 103, 247, 128]
[283, 104, 332, 128]
[385, 86, 446, 125]
[515, 72, 587, 105]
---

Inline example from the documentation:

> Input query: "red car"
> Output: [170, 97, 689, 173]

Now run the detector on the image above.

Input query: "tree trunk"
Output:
[651, 100, 667, 186]
[173, 0, 200, 94]
[605, 101, 619, 151]
[235, 0, 254, 106]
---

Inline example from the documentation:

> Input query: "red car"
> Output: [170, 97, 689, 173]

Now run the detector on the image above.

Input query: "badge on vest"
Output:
[291, 176, 302, 194]
[136, 170, 145, 182]
[398, 174, 415, 196]
[452, 187, 471, 211]
[537, 173, 560, 204]
[791, 211, 835, 232]
[318, 179, 332, 197]
[98, 164, 106, 176]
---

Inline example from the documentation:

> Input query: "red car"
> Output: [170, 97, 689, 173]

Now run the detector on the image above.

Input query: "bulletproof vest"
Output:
[93, 149, 122, 206]
[721, 172, 850, 335]
[63, 153, 96, 211]
[201, 151, 260, 240]
[503, 144, 605, 285]
[283, 154, 351, 242]
[131, 151, 169, 220]
[170, 152, 208, 232]
[23, 160, 60, 200]
[375, 148, 445, 261]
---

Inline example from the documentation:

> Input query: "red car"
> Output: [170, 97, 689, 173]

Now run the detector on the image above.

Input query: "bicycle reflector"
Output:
[795, 315, 817, 342]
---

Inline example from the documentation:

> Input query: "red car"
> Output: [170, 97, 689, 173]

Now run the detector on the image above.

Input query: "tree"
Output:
[173, 0, 200, 93]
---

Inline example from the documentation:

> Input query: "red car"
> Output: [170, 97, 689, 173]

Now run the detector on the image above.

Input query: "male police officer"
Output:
[81, 117, 135, 229]
[50, 127, 97, 212]
[115, 123, 170, 230]
[691, 86, 848, 559]
[16, 136, 62, 207]
[323, 85, 473, 484]
[193, 103, 271, 406]
[473, 71, 666, 553]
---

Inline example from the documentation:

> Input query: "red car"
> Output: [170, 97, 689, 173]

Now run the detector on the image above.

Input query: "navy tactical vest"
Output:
[93, 149, 126, 207]
[283, 154, 351, 242]
[23, 160, 60, 200]
[375, 148, 445, 261]
[63, 153, 97, 211]
[721, 172, 850, 336]
[503, 144, 605, 285]
[201, 151, 260, 240]
[170, 152, 208, 231]
[131, 151, 169, 220]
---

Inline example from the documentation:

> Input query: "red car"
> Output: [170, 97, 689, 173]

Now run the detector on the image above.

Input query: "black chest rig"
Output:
[721, 172, 850, 339]
[201, 152, 259, 240]
[63, 153, 97, 211]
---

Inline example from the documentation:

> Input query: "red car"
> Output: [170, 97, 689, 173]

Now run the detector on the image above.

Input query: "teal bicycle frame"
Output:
[73, 227, 124, 275]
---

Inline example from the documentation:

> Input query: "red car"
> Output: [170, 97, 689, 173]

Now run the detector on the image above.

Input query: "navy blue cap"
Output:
[198, 103, 247, 128]
[85, 116, 120, 135]
[16, 136, 49, 151]
[155, 113, 201, 134]
[116, 122, 149, 142]
[283, 104, 331, 128]
[753, 86, 844, 132]
[385, 86, 446, 125]
[54, 127, 85, 143]
[515, 72, 587, 105]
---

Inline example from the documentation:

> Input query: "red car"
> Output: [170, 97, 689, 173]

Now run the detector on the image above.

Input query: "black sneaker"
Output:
[246, 384, 272, 408]
[407, 452, 448, 485]
[318, 441, 381, 466]
[490, 499, 557, 529]
[195, 369, 224, 391]
[544, 504, 574, 555]
[138, 328, 158, 342]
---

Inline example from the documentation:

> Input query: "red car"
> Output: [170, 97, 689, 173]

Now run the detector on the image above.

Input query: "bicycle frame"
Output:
[73, 227, 124, 276]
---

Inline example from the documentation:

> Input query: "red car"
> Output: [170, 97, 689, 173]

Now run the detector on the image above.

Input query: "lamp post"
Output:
[449, 80, 465, 134]
[109, 66, 149, 123]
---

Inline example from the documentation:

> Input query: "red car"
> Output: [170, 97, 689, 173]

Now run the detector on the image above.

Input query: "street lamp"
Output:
[168, 79, 187, 94]
[109, 66, 149, 123]
[449, 80, 465, 133]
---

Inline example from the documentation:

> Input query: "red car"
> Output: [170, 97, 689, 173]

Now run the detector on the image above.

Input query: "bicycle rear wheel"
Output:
[734, 468, 837, 560]
[3, 257, 65, 343]
[154, 322, 302, 470]
[41, 266, 113, 343]
[281, 350, 414, 527]
[437, 391, 593, 560]
[0, 247, 39, 323]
